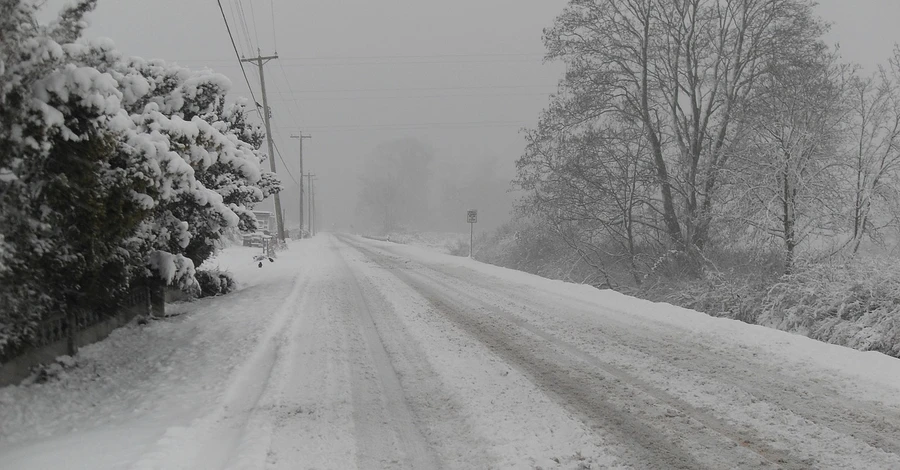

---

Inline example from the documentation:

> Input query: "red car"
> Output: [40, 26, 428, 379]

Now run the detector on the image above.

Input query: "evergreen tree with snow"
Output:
[0, 0, 280, 351]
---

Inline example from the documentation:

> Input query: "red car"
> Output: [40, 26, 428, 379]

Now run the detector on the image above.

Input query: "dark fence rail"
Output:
[0, 285, 161, 386]
[32, 286, 147, 347]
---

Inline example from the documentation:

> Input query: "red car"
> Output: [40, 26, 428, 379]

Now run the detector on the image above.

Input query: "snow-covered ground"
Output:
[368, 231, 468, 254]
[3, 234, 900, 469]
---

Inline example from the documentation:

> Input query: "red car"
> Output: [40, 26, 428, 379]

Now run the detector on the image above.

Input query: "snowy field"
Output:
[2, 234, 900, 469]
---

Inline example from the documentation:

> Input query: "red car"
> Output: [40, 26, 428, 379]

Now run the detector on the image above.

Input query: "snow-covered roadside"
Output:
[7, 232, 900, 469]
[348, 235, 900, 468]
[359, 236, 900, 401]
[365, 231, 468, 254]
[0, 242, 311, 469]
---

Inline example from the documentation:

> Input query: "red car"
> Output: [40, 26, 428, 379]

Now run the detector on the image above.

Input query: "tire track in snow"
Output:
[186, 271, 311, 470]
[403, 257, 900, 468]
[262, 257, 358, 470]
[337, 235, 624, 469]
[491, 276, 900, 449]
[559, 308, 900, 459]
[346, 238, 809, 470]
[334, 240, 443, 470]
[335, 239, 497, 469]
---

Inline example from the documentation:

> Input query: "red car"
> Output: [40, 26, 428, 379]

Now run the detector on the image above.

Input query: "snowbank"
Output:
[360, 236, 900, 399]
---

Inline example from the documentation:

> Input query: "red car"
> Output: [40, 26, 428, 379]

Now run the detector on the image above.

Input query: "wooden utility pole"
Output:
[290, 132, 311, 235]
[306, 173, 316, 235]
[241, 51, 285, 241]
[311, 176, 317, 235]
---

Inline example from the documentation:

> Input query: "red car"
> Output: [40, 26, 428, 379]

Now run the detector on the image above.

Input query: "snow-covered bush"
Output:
[759, 260, 900, 356]
[666, 271, 769, 325]
[0, 0, 278, 350]
[470, 220, 611, 287]
[0, 0, 146, 350]
[466, 217, 900, 356]
[194, 269, 236, 298]
[660, 257, 900, 357]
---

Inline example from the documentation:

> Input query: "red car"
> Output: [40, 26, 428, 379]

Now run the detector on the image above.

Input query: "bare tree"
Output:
[735, 40, 849, 272]
[517, 109, 659, 286]
[844, 52, 900, 254]
[540, 0, 826, 252]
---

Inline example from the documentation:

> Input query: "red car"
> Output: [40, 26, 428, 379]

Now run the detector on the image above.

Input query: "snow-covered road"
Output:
[4, 234, 900, 469]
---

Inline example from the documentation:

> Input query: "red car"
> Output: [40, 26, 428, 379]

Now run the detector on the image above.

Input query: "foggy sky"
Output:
[40, 0, 900, 233]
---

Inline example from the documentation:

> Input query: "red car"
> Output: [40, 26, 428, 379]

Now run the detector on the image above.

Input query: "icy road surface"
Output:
[3, 234, 900, 469]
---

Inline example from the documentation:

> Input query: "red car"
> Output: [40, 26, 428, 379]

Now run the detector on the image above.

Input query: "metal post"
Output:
[470, 222, 473, 258]
[241, 52, 285, 242]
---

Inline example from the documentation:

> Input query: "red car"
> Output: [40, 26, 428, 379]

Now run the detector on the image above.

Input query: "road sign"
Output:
[467, 210, 478, 224]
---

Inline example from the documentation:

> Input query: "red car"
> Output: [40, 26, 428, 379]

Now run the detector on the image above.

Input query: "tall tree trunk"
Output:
[639, 3, 683, 248]
[66, 304, 77, 356]
[781, 166, 796, 275]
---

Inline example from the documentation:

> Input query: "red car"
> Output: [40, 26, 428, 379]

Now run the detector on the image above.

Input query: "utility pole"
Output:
[241, 51, 285, 242]
[311, 176, 317, 235]
[306, 173, 316, 235]
[290, 132, 311, 236]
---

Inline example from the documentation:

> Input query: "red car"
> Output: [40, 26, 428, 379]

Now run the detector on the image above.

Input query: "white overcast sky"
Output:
[40, 0, 900, 231]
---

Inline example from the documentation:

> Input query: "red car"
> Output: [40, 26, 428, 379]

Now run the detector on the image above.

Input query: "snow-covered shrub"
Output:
[666, 270, 768, 325]
[662, 257, 900, 357]
[471, 220, 610, 287]
[759, 260, 900, 356]
[0, 0, 279, 349]
[446, 239, 470, 257]
[194, 269, 236, 298]
[0, 0, 146, 350]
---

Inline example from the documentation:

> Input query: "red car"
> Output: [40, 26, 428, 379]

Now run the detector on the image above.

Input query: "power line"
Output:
[269, 84, 557, 95]
[219, 1, 294, 204]
[278, 62, 306, 121]
[283, 92, 553, 102]
[174, 52, 546, 62]
[230, 0, 253, 56]
[177, 58, 546, 68]
[270, 126, 299, 186]
[259, 13, 304, 178]
[235, 0, 256, 53]
[225, 1, 245, 56]
[276, 59, 543, 67]
[270, 0, 277, 52]
[276, 120, 529, 131]
[272, 140, 299, 186]
[246, 0, 261, 52]
[263, 59, 299, 126]
[216, 0, 262, 121]
[260, 53, 302, 127]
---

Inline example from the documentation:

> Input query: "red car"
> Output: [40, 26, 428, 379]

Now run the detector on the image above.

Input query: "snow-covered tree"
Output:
[75, 28, 282, 282]
[0, 0, 143, 348]
[0, 0, 279, 349]
[734, 40, 850, 272]
[842, 53, 900, 254]
[537, 0, 827, 252]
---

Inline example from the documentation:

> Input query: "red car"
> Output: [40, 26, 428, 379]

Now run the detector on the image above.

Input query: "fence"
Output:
[0, 285, 163, 386]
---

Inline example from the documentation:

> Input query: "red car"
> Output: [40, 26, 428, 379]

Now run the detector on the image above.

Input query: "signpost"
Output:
[467, 209, 477, 258]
